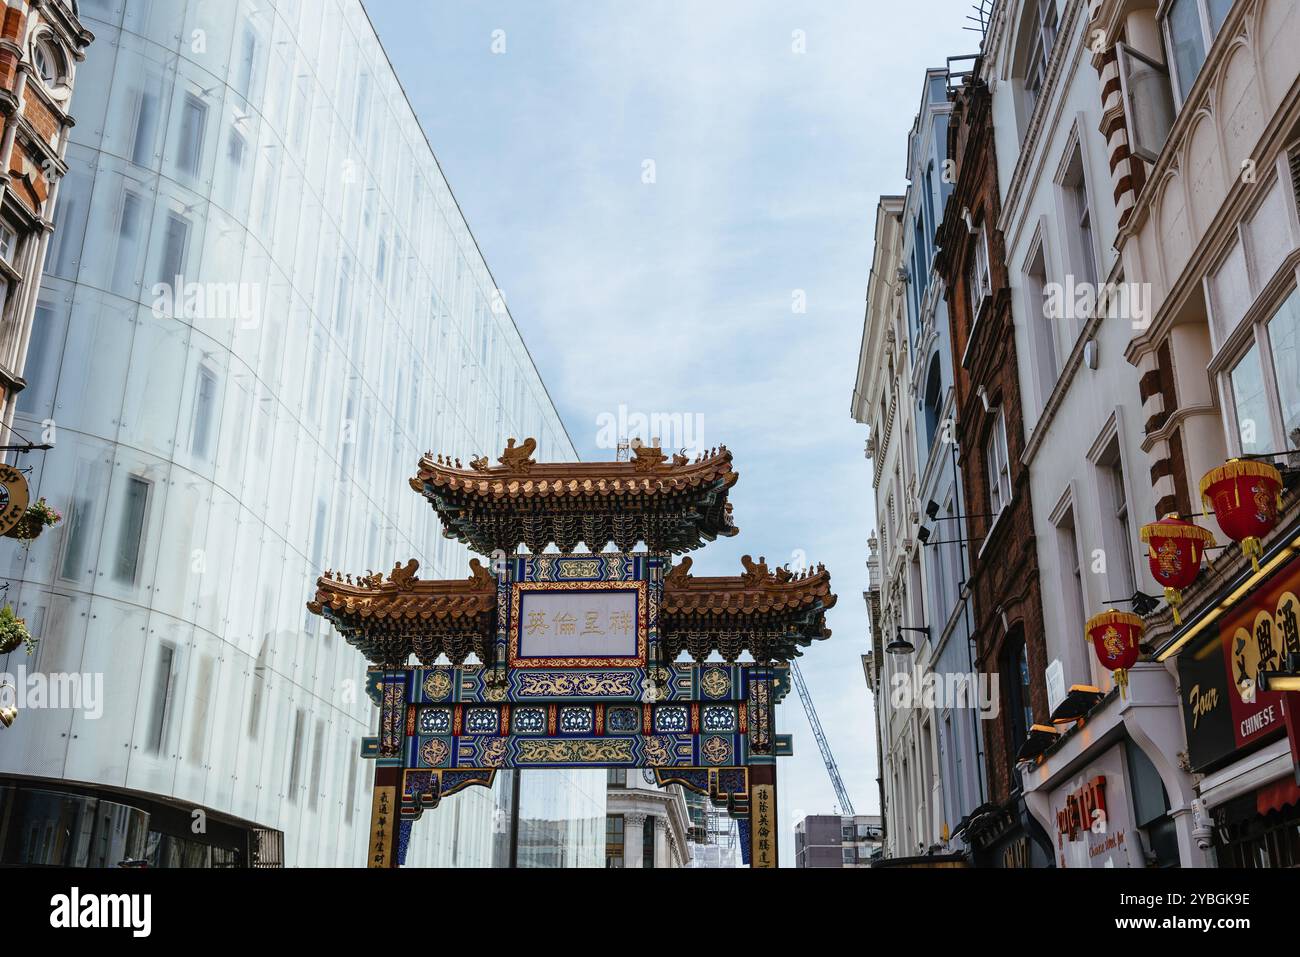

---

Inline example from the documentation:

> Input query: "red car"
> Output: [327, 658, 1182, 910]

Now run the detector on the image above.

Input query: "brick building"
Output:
[0, 0, 90, 436]
[934, 63, 1052, 868]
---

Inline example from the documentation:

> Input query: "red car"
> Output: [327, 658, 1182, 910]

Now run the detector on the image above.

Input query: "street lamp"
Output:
[886, 626, 930, 656]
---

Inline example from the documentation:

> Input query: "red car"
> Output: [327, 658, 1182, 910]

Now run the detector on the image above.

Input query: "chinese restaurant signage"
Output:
[1049, 745, 1141, 868]
[1177, 553, 1300, 771]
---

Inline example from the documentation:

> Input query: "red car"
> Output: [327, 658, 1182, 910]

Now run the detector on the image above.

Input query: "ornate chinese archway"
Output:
[308, 440, 836, 868]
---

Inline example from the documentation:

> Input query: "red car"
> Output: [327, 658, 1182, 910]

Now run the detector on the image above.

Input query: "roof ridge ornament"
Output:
[498, 437, 537, 472]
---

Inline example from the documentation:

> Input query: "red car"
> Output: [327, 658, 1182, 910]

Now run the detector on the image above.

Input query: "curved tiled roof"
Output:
[410, 439, 739, 554]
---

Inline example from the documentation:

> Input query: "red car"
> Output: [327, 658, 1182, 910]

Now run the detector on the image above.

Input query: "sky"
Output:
[365, 0, 981, 861]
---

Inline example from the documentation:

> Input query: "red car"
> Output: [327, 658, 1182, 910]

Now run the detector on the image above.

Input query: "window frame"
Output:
[1218, 278, 1300, 457]
[1116, 41, 1176, 163]
[1160, 0, 1232, 110]
[985, 409, 1012, 519]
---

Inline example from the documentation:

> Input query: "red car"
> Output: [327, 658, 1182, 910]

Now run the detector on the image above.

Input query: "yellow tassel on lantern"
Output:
[1163, 586, 1183, 625]
[1242, 536, 1263, 572]
[1115, 668, 1129, 699]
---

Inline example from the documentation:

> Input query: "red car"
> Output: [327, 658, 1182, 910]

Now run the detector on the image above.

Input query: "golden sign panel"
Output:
[367, 784, 398, 869]
[515, 739, 634, 764]
[751, 783, 777, 869]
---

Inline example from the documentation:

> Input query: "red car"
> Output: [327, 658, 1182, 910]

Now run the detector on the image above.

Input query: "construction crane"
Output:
[790, 659, 855, 816]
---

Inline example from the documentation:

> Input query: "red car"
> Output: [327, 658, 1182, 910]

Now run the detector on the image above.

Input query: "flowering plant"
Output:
[0, 604, 35, 655]
[27, 498, 62, 528]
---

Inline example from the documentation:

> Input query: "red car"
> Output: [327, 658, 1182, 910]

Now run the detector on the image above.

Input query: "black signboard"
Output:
[1177, 629, 1237, 772]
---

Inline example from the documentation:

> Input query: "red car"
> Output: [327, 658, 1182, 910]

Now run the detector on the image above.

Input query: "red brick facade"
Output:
[0, 0, 92, 427]
[935, 71, 1049, 809]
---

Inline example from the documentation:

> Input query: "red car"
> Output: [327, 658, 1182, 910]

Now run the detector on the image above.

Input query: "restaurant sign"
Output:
[1049, 744, 1142, 868]
[1178, 553, 1300, 771]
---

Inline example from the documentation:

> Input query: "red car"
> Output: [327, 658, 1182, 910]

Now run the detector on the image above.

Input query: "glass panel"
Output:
[1207, 0, 1234, 33]
[1118, 43, 1175, 163]
[1167, 0, 1208, 102]
[1266, 289, 1300, 448]
[1230, 342, 1274, 454]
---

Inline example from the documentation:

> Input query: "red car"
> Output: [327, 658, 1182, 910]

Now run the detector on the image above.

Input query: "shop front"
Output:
[1021, 662, 1207, 867]
[957, 796, 1055, 868]
[1173, 540, 1300, 867]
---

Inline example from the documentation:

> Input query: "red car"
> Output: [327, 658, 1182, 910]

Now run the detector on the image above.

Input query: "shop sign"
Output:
[1178, 553, 1300, 770]
[0, 465, 29, 537]
[1049, 744, 1142, 868]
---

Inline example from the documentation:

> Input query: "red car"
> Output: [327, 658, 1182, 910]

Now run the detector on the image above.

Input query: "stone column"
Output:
[654, 815, 669, 868]
[623, 812, 646, 869]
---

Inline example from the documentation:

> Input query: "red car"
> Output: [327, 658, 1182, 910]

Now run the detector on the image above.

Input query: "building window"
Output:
[1163, 0, 1234, 106]
[842, 847, 855, 864]
[967, 225, 991, 319]
[1060, 143, 1098, 291]
[1225, 286, 1300, 456]
[113, 476, 150, 585]
[287, 708, 306, 801]
[32, 38, 62, 87]
[1055, 505, 1087, 659]
[923, 353, 943, 450]
[146, 641, 176, 755]
[0, 224, 17, 264]
[985, 410, 1011, 517]
[1116, 43, 1175, 163]
[643, 816, 656, 868]
[1097, 436, 1137, 599]
[605, 816, 624, 868]
[176, 92, 208, 177]
[1023, 236, 1060, 406]
[1004, 631, 1033, 756]
[607, 769, 627, 788]
[131, 80, 162, 167]
[58, 496, 90, 581]
[191, 366, 218, 460]
[1019, 0, 1060, 124]
[158, 212, 190, 285]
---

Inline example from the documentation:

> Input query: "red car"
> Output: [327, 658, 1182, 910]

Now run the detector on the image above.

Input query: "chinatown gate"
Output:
[307, 439, 836, 867]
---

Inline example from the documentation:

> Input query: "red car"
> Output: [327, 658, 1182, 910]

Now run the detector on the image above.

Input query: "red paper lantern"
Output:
[1085, 610, 1144, 698]
[1138, 515, 1214, 625]
[1199, 459, 1283, 571]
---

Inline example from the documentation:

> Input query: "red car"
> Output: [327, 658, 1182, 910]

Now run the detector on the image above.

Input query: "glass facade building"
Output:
[0, 0, 601, 866]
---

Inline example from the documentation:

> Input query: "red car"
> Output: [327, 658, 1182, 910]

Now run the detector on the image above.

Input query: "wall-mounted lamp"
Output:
[886, 626, 931, 656]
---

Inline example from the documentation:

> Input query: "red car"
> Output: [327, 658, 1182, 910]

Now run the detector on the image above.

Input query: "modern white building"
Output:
[0, 0, 604, 867]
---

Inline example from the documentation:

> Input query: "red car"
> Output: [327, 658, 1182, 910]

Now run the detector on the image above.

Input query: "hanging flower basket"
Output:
[0, 604, 35, 655]
[2, 498, 62, 546]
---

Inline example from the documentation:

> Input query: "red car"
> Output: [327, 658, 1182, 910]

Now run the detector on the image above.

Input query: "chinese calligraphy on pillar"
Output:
[751, 783, 776, 868]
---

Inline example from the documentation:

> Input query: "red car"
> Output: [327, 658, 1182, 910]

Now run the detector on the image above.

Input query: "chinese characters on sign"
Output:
[368, 785, 397, 868]
[751, 784, 776, 868]
[517, 589, 639, 659]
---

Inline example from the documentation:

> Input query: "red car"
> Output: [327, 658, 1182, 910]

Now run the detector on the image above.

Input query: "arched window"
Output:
[1002, 627, 1034, 775]
[923, 353, 942, 448]
[32, 37, 64, 88]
